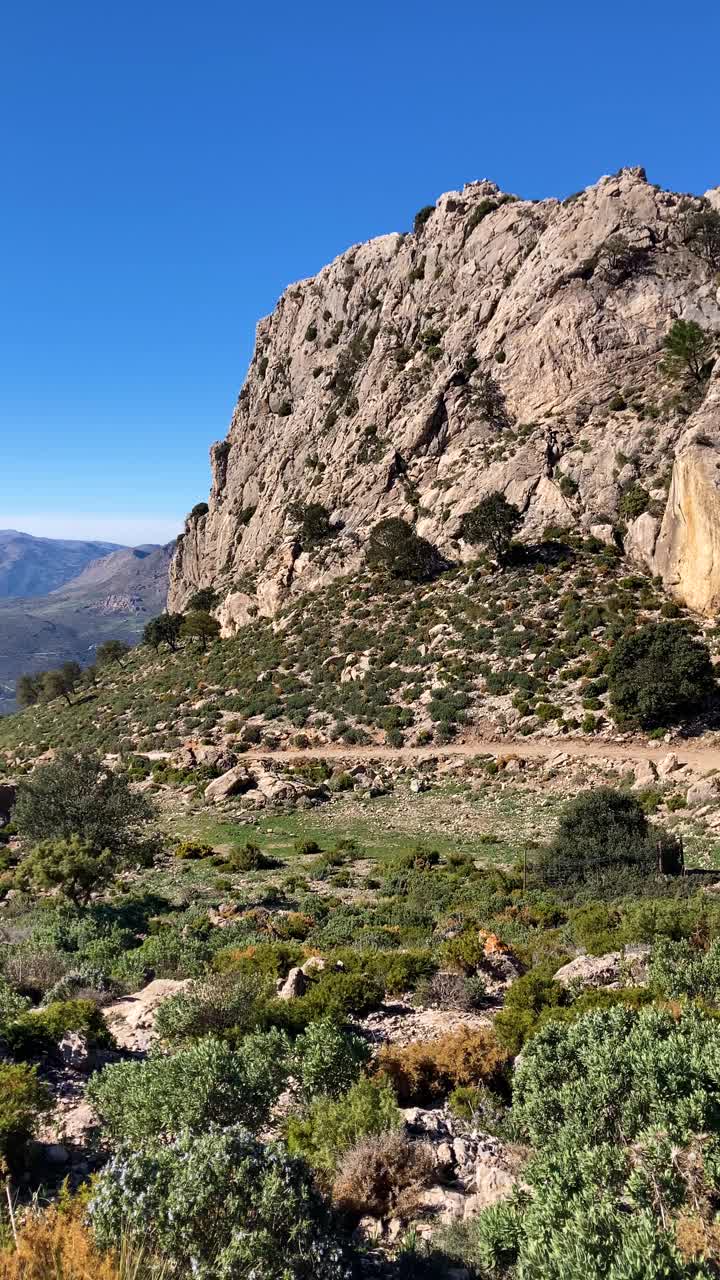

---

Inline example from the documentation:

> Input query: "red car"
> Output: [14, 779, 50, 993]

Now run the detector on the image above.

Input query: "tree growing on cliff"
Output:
[365, 518, 439, 582]
[661, 319, 714, 384]
[187, 587, 219, 613]
[288, 501, 335, 547]
[96, 640, 130, 668]
[41, 669, 74, 707]
[16, 674, 42, 707]
[607, 622, 716, 729]
[459, 492, 522, 563]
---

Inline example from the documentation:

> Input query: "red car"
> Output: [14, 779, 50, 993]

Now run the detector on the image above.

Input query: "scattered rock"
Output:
[277, 967, 307, 1000]
[554, 946, 649, 991]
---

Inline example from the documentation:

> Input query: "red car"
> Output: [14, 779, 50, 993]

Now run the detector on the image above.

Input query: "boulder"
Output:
[204, 763, 253, 803]
[687, 778, 720, 807]
[104, 978, 191, 1052]
[57, 1032, 95, 1073]
[277, 967, 307, 1000]
[632, 758, 657, 789]
[554, 947, 649, 991]
[657, 752, 680, 779]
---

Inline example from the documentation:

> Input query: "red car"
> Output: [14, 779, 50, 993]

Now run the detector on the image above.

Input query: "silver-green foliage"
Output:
[89, 1125, 352, 1280]
[511, 1005, 720, 1150]
[649, 938, 720, 1002]
[448, 1007, 720, 1278]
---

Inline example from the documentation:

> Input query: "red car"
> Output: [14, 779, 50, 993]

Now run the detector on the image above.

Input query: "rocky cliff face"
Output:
[169, 168, 720, 623]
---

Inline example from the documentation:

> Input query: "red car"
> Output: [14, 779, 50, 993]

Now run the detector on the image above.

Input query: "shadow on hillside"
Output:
[510, 539, 576, 568]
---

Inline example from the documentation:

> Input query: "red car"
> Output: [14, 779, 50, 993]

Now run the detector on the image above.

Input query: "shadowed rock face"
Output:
[168, 168, 720, 626]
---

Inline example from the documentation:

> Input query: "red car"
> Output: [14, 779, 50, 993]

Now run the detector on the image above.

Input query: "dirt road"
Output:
[244, 735, 720, 771]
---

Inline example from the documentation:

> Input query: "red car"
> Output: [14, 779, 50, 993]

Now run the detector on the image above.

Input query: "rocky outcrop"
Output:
[169, 169, 720, 621]
[554, 945, 650, 990]
[104, 978, 190, 1052]
[652, 377, 720, 613]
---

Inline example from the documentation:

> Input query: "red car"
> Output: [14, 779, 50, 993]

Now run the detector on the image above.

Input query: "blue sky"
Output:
[2, 0, 719, 545]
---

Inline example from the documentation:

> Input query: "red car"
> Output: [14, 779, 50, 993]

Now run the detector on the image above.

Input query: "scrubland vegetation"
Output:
[1, 739, 720, 1276]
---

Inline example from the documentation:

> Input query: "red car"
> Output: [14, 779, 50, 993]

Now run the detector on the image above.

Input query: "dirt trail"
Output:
[245, 736, 720, 771]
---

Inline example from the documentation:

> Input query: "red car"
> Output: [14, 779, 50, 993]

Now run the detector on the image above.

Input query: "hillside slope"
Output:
[2, 538, 717, 765]
[168, 167, 720, 622]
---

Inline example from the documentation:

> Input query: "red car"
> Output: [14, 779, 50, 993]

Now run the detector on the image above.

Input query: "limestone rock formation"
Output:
[169, 168, 720, 622]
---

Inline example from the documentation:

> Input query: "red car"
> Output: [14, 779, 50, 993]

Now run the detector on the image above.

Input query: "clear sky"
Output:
[2, 0, 719, 545]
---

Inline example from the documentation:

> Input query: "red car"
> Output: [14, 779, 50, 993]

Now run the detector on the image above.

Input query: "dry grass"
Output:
[376, 1026, 509, 1104]
[0, 1207, 161, 1280]
[675, 1212, 720, 1263]
[332, 1131, 434, 1219]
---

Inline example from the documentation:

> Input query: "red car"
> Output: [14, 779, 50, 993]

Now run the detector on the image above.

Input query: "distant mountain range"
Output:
[0, 530, 125, 597]
[0, 532, 173, 713]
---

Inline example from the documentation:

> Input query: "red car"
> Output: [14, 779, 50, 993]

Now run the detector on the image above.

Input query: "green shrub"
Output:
[268, 970, 385, 1033]
[537, 788, 682, 887]
[494, 961, 566, 1054]
[14, 752, 155, 868]
[227, 841, 278, 872]
[2, 998, 113, 1060]
[365, 518, 440, 583]
[88, 1031, 290, 1143]
[89, 1125, 350, 1280]
[512, 1005, 720, 1150]
[607, 623, 715, 729]
[292, 1018, 371, 1101]
[447, 1136, 696, 1280]
[0, 1062, 51, 1171]
[174, 839, 215, 860]
[286, 1076, 402, 1176]
[649, 938, 720, 1002]
[154, 972, 273, 1045]
[413, 204, 434, 232]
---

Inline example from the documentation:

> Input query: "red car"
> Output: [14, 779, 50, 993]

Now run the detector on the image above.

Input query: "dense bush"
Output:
[286, 1076, 402, 1176]
[14, 753, 156, 878]
[493, 961, 566, 1054]
[649, 937, 720, 1002]
[88, 1031, 290, 1143]
[448, 1135, 704, 1280]
[292, 1018, 371, 1101]
[1, 997, 113, 1060]
[607, 622, 715, 729]
[154, 971, 273, 1045]
[89, 1126, 351, 1280]
[537, 787, 683, 887]
[512, 1005, 720, 1150]
[365, 518, 439, 583]
[459, 492, 522, 563]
